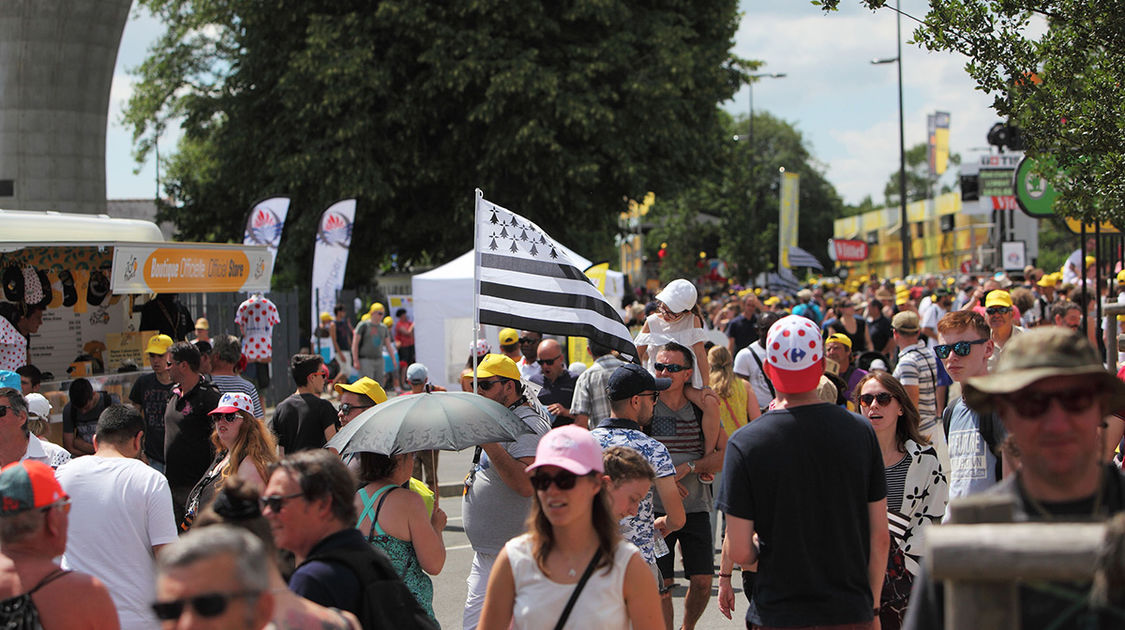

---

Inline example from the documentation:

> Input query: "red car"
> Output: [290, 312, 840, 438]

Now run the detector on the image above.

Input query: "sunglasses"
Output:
[152, 591, 261, 621]
[213, 413, 241, 423]
[338, 403, 374, 415]
[41, 497, 71, 515]
[537, 355, 562, 366]
[258, 492, 304, 513]
[999, 388, 1099, 418]
[986, 306, 1012, 316]
[519, 337, 541, 345]
[653, 362, 688, 373]
[934, 338, 989, 359]
[859, 392, 895, 407]
[477, 379, 508, 391]
[0, 405, 7, 418]
[637, 392, 660, 402]
[529, 470, 581, 491]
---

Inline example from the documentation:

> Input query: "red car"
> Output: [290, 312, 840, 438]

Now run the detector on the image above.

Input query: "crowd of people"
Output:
[0, 262, 1122, 629]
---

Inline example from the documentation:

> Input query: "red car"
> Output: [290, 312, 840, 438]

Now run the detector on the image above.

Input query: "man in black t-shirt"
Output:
[163, 342, 220, 523]
[904, 327, 1125, 630]
[62, 378, 115, 457]
[717, 315, 888, 629]
[271, 355, 338, 454]
[129, 334, 176, 470]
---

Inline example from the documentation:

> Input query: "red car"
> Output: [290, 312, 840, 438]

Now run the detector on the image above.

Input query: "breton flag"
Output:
[787, 246, 824, 271]
[473, 190, 637, 360]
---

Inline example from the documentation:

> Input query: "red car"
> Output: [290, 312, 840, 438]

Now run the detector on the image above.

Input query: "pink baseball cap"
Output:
[527, 425, 604, 475]
[210, 392, 254, 416]
[764, 315, 825, 394]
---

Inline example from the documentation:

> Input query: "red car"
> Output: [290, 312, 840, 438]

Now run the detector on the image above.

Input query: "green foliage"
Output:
[1037, 216, 1079, 273]
[882, 142, 961, 207]
[643, 198, 720, 284]
[842, 195, 878, 218]
[127, 0, 750, 292]
[820, 0, 1125, 228]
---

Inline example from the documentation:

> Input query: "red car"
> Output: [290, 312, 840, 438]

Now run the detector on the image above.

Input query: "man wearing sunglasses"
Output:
[904, 326, 1125, 630]
[271, 354, 339, 456]
[154, 526, 273, 630]
[462, 353, 551, 630]
[983, 290, 1023, 371]
[0, 460, 118, 629]
[0, 388, 70, 469]
[529, 339, 576, 427]
[936, 311, 1007, 503]
[163, 341, 221, 524]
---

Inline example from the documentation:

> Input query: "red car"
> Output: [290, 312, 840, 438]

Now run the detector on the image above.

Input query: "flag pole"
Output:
[473, 188, 484, 394]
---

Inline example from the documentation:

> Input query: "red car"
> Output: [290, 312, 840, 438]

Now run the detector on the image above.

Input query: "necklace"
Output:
[1021, 469, 1105, 520]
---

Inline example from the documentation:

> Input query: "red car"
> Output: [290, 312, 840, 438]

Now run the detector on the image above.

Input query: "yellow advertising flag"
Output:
[568, 262, 611, 368]
[778, 170, 800, 269]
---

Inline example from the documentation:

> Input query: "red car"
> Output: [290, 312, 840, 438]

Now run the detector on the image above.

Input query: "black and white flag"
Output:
[474, 190, 637, 360]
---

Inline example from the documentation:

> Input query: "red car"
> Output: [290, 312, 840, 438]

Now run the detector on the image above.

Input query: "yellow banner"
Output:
[778, 171, 800, 268]
[568, 262, 611, 368]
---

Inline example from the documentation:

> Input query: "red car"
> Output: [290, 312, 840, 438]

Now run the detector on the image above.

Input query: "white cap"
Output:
[25, 393, 51, 420]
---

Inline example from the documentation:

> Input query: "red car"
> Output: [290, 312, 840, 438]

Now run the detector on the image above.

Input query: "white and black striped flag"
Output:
[474, 190, 637, 360]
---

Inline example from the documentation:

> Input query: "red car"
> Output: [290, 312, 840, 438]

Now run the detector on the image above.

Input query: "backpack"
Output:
[302, 544, 438, 630]
[942, 398, 1003, 481]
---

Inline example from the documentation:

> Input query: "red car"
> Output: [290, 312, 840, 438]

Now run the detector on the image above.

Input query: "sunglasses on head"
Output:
[859, 392, 895, 407]
[338, 403, 374, 415]
[653, 362, 688, 373]
[152, 591, 261, 621]
[536, 355, 561, 366]
[1000, 388, 1099, 418]
[986, 306, 1012, 315]
[258, 492, 304, 513]
[934, 338, 989, 359]
[477, 378, 508, 391]
[213, 413, 241, 423]
[529, 470, 581, 491]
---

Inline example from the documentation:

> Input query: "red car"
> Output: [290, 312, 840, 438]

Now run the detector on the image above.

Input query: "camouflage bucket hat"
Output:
[963, 327, 1125, 415]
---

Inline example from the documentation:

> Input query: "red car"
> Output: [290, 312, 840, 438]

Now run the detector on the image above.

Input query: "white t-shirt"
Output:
[733, 342, 773, 410]
[57, 456, 179, 630]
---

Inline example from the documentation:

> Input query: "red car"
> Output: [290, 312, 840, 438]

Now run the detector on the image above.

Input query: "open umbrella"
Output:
[325, 390, 532, 456]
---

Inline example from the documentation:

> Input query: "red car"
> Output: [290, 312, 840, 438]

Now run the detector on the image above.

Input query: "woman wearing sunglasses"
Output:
[355, 450, 447, 623]
[181, 392, 277, 531]
[479, 426, 662, 630]
[854, 372, 948, 630]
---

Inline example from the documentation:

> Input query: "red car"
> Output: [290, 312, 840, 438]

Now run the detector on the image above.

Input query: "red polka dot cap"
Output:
[764, 314, 825, 394]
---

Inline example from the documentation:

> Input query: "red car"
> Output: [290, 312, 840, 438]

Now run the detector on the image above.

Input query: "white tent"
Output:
[413, 249, 625, 389]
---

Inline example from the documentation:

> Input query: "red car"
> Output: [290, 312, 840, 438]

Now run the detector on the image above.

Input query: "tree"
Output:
[646, 111, 845, 282]
[882, 142, 961, 207]
[126, 0, 750, 297]
[819, 0, 1125, 227]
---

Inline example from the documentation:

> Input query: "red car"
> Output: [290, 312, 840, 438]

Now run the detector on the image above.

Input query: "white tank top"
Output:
[506, 534, 639, 630]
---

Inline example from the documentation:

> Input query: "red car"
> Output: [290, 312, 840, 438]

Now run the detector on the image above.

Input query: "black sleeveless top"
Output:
[827, 317, 869, 352]
[0, 567, 71, 630]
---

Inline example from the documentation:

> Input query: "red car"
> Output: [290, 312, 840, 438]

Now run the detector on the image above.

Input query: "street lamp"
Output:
[733, 72, 786, 273]
[871, 0, 909, 278]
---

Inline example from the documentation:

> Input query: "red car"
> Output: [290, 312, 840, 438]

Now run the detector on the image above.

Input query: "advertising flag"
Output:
[931, 111, 951, 176]
[778, 170, 800, 269]
[474, 191, 637, 360]
[242, 196, 290, 277]
[310, 199, 356, 334]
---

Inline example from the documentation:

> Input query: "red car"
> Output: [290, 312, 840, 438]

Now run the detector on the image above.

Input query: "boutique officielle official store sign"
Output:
[110, 244, 272, 294]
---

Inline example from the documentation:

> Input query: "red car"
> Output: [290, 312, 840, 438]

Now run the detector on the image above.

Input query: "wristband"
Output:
[718, 573, 732, 578]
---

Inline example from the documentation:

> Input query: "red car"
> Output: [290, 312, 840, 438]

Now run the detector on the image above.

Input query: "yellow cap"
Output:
[1117, 269, 1125, 285]
[319, 312, 333, 322]
[194, 317, 209, 330]
[825, 333, 852, 350]
[985, 290, 1012, 308]
[360, 313, 371, 322]
[369, 302, 385, 314]
[382, 316, 393, 327]
[1085, 256, 1096, 267]
[498, 328, 519, 345]
[1038, 274, 1058, 288]
[764, 296, 780, 306]
[334, 377, 388, 405]
[144, 334, 174, 355]
[475, 353, 521, 380]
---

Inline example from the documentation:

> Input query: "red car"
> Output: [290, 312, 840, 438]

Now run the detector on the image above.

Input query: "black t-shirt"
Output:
[62, 392, 115, 447]
[531, 370, 577, 426]
[290, 528, 368, 614]
[129, 373, 175, 463]
[726, 314, 759, 352]
[716, 402, 886, 627]
[868, 314, 893, 354]
[903, 465, 1125, 630]
[163, 378, 221, 489]
[827, 317, 869, 353]
[140, 298, 193, 341]
[271, 393, 338, 454]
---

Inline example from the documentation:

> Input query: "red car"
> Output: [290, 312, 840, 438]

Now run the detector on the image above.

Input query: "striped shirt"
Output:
[894, 341, 938, 430]
[570, 355, 625, 425]
[208, 374, 264, 418]
[885, 452, 911, 513]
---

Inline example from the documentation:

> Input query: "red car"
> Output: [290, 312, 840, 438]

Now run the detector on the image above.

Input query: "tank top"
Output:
[506, 534, 638, 630]
[356, 485, 435, 621]
[0, 568, 70, 630]
[717, 380, 750, 438]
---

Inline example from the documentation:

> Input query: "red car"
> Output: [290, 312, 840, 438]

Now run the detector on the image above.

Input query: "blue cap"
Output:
[606, 363, 671, 401]
[0, 371, 19, 390]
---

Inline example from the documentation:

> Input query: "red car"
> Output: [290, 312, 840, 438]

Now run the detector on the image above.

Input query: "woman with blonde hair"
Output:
[854, 371, 948, 629]
[480, 426, 662, 630]
[709, 345, 759, 438]
[181, 392, 277, 530]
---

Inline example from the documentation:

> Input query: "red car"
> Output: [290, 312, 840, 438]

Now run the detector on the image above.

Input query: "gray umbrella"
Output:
[325, 391, 531, 456]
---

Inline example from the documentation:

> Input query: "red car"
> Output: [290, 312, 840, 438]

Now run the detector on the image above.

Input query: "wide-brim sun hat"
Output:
[964, 327, 1125, 415]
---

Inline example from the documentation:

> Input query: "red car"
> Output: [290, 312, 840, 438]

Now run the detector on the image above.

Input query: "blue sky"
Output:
[105, 0, 1001, 206]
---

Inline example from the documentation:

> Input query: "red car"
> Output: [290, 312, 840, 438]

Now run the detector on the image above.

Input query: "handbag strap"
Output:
[553, 547, 603, 630]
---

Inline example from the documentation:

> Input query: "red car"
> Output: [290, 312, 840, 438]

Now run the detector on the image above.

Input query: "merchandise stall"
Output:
[0, 209, 272, 442]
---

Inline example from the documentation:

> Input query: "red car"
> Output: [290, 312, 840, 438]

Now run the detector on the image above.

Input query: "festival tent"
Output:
[413, 248, 625, 389]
